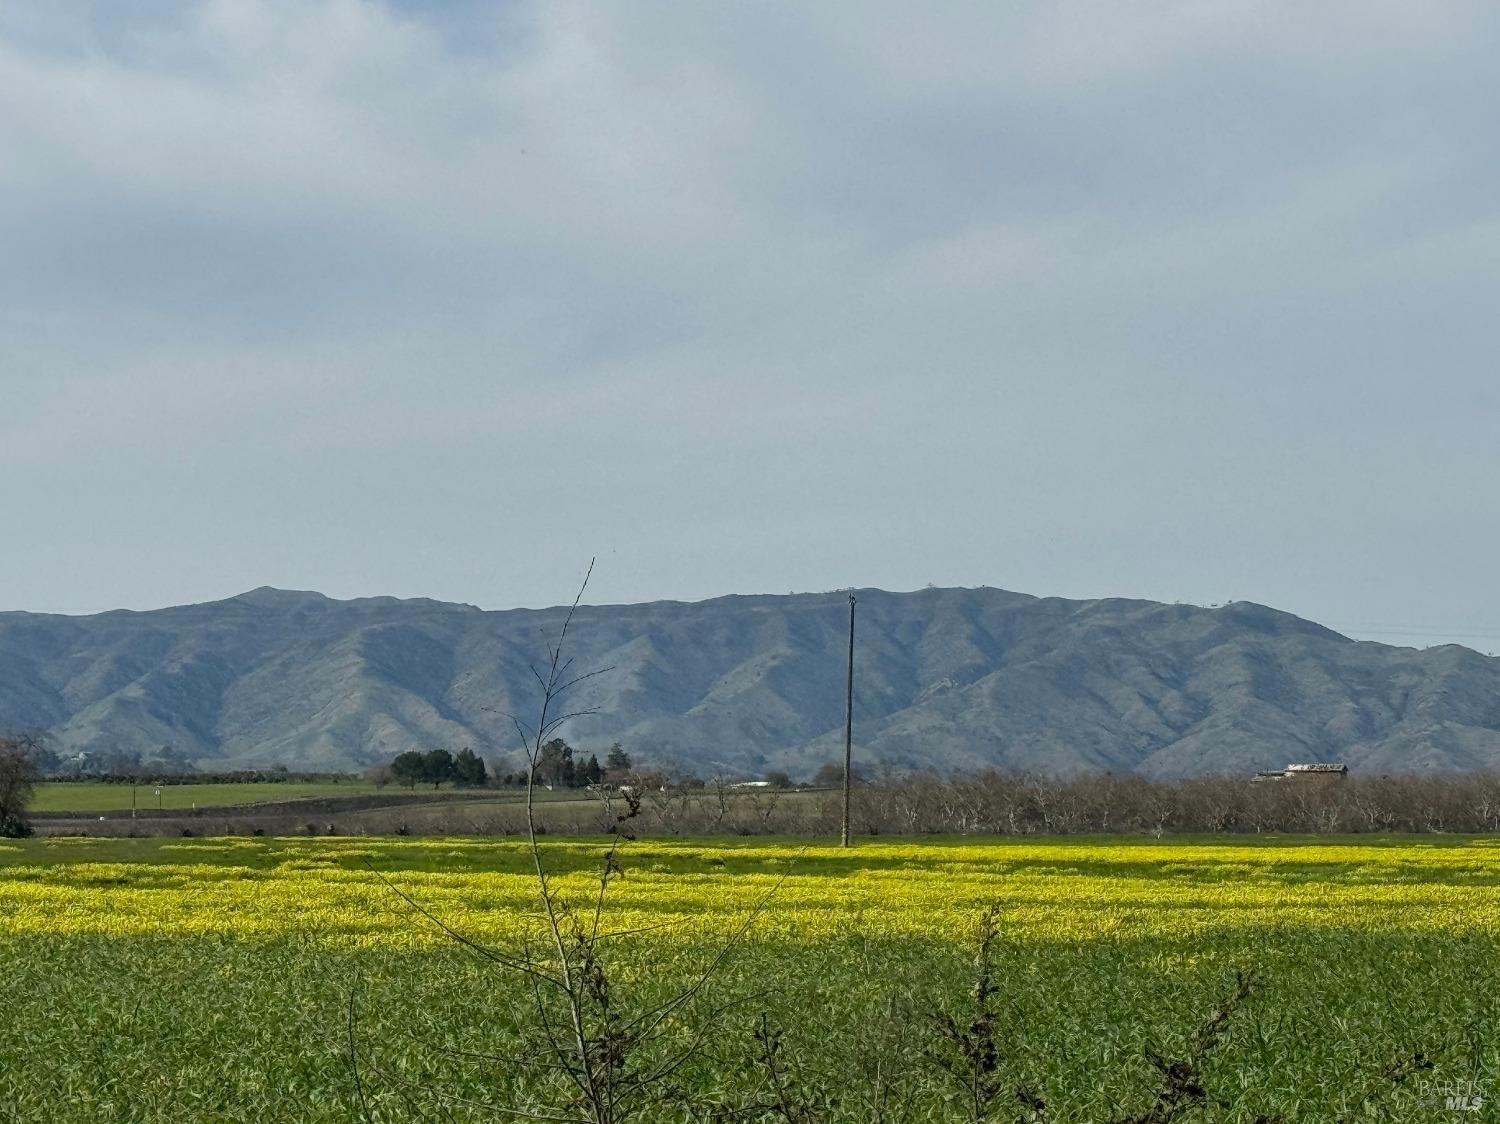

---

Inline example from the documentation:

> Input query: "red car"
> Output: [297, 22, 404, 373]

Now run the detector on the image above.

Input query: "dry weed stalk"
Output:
[1112, 970, 1256, 1124]
[351, 560, 783, 1123]
[1333, 1047, 1436, 1123]
[927, 904, 1046, 1124]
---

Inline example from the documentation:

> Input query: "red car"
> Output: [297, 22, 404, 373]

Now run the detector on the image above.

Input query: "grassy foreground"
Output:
[1, 835, 1497, 1121]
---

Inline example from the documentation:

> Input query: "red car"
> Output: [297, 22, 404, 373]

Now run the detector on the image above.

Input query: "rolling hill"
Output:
[3, 586, 1500, 777]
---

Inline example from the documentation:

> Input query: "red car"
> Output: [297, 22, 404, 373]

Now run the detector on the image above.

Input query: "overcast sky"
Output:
[3, 2, 1499, 651]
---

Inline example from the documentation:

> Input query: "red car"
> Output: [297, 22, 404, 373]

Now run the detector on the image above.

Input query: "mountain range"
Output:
[3, 585, 1500, 777]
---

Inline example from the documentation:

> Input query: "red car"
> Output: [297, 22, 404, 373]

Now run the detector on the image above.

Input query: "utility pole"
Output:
[841, 592, 856, 848]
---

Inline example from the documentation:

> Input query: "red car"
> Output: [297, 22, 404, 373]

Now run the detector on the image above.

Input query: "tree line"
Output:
[381, 747, 489, 789]
[847, 770, 1500, 835]
[367, 741, 636, 791]
[15, 722, 1500, 839]
[394, 769, 1500, 839]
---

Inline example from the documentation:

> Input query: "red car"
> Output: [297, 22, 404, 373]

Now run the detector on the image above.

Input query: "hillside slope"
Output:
[2, 586, 1499, 777]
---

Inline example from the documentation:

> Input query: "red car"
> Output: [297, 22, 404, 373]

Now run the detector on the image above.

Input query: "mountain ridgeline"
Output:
[3, 586, 1500, 778]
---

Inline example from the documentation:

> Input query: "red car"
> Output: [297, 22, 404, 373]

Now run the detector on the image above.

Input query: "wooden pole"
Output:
[841, 592, 856, 848]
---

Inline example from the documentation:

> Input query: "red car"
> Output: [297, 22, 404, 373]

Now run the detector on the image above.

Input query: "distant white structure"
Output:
[728, 780, 771, 788]
[1252, 763, 1349, 782]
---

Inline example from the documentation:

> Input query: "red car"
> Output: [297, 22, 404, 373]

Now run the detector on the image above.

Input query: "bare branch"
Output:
[619, 860, 798, 1046]
[347, 975, 373, 1124]
[552, 665, 617, 699]
[362, 861, 561, 987]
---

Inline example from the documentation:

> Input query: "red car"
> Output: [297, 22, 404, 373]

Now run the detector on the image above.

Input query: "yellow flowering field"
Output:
[5, 835, 1500, 947]
[0, 835, 1496, 1121]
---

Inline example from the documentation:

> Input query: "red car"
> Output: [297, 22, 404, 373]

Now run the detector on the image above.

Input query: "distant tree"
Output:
[631, 769, 668, 792]
[421, 749, 457, 790]
[536, 739, 575, 789]
[765, 770, 793, 790]
[390, 751, 425, 788]
[811, 762, 845, 788]
[0, 736, 40, 837]
[605, 743, 632, 773]
[453, 747, 488, 788]
[364, 762, 394, 789]
[579, 753, 603, 787]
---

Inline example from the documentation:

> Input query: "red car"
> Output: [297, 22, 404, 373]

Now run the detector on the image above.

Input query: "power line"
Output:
[1331, 622, 1500, 644]
[840, 592, 855, 850]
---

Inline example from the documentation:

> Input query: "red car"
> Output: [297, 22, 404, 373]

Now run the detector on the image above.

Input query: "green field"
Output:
[1, 835, 1496, 1121]
[28, 781, 606, 814]
[31, 780, 390, 812]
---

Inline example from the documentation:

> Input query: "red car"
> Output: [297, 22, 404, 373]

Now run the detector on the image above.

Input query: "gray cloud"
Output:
[3, 1, 1499, 650]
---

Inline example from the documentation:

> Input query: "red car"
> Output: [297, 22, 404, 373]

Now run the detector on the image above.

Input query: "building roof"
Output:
[1283, 763, 1348, 773]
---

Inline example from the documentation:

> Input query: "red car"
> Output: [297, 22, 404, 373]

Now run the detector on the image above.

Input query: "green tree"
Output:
[390, 751, 425, 788]
[0, 736, 40, 838]
[453, 747, 488, 788]
[421, 748, 457, 790]
[580, 753, 603, 787]
[536, 739, 574, 789]
[605, 743, 631, 773]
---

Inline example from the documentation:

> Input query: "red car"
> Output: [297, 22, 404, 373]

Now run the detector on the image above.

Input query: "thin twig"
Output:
[361, 860, 561, 987]
[347, 973, 373, 1123]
